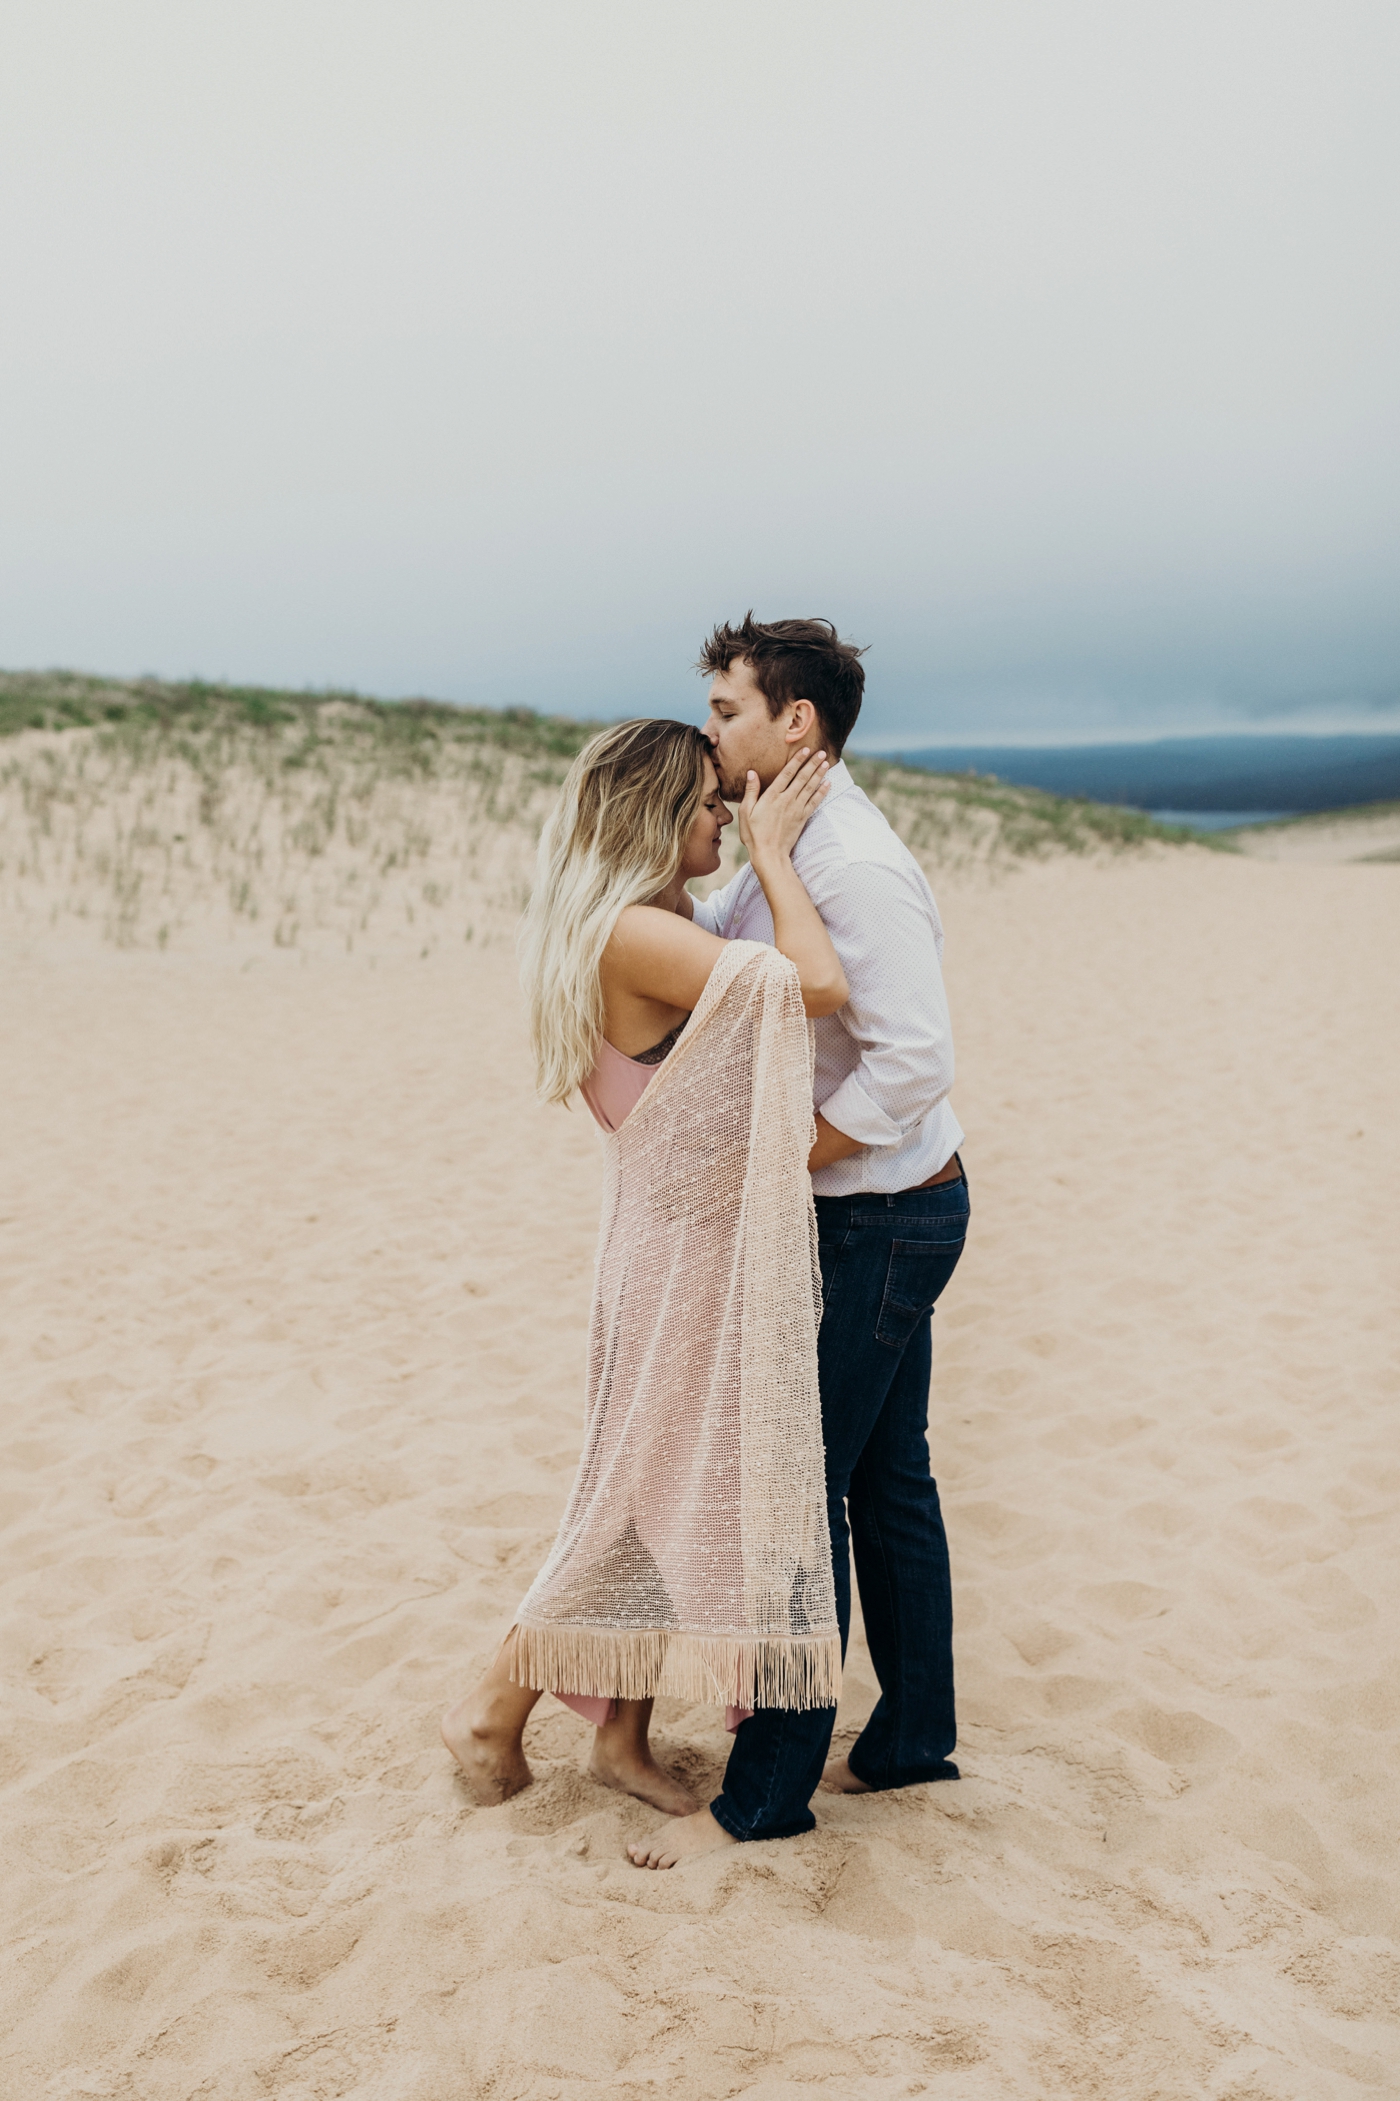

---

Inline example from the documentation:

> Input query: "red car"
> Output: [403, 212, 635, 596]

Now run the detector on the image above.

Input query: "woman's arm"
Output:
[602, 907, 730, 1020]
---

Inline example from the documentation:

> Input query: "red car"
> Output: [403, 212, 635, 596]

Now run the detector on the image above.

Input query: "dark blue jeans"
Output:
[709, 1168, 969, 1841]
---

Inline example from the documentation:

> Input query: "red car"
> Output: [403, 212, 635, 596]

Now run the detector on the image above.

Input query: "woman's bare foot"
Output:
[441, 1691, 534, 1803]
[627, 1805, 737, 1869]
[441, 1636, 542, 1804]
[821, 1753, 873, 1794]
[588, 1697, 698, 1817]
[589, 1738, 697, 1816]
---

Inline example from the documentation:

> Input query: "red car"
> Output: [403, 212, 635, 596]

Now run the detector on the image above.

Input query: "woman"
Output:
[441, 719, 847, 1832]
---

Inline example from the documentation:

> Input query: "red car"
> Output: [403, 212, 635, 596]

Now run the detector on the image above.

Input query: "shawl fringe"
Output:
[513, 1620, 842, 1713]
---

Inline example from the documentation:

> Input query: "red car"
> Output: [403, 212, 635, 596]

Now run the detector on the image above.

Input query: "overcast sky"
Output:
[3, 0, 1397, 743]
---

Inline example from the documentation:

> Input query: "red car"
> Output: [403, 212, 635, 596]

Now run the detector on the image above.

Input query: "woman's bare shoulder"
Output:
[603, 905, 727, 1003]
[609, 904, 722, 953]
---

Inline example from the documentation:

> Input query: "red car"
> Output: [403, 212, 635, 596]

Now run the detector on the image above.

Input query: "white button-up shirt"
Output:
[692, 761, 964, 1196]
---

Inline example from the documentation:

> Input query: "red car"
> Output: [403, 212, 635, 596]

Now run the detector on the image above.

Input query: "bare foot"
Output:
[821, 1754, 873, 1794]
[441, 1692, 534, 1805]
[627, 1805, 737, 1869]
[589, 1738, 698, 1817]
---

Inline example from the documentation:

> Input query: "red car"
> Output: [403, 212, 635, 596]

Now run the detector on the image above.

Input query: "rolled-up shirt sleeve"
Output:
[808, 859, 956, 1143]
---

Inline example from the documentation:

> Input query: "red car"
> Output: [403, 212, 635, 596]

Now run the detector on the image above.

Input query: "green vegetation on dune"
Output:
[0, 667, 602, 759]
[1, 670, 576, 952]
[0, 668, 1206, 861]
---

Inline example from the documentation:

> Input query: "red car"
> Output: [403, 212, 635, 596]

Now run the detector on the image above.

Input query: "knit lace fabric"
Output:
[514, 940, 842, 1713]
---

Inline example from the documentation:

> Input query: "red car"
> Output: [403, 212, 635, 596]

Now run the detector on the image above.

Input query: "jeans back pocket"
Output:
[876, 1223, 968, 1351]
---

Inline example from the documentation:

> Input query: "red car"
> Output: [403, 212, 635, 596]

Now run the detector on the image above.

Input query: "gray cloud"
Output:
[2, 0, 1396, 740]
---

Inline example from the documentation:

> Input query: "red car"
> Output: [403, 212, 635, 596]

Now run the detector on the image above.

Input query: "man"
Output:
[627, 612, 968, 1870]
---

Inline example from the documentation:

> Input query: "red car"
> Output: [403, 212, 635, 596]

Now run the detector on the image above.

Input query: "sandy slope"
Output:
[1231, 807, 1400, 863]
[2, 849, 1398, 2101]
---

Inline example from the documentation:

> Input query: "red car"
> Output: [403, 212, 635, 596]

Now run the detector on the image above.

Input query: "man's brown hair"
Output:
[697, 612, 867, 759]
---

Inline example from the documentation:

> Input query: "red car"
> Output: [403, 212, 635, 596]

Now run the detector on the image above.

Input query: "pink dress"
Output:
[577, 1035, 660, 1134]
[558, 1029, 752, 1735]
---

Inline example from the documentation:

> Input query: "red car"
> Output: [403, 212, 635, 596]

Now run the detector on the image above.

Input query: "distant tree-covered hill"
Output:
[885, 734, 1400, 814]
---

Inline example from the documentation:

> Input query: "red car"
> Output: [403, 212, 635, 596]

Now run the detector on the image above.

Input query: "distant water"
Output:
[885, 734, 1400, 815]
[1150, 809, 1292, 832]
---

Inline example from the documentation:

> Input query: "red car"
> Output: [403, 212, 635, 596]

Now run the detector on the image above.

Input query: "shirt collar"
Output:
[740, 759, 854, 879]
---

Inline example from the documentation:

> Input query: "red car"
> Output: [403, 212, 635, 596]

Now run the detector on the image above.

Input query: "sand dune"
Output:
[3, 827, 1398, 2097]
[1231, 804, 1400, 864]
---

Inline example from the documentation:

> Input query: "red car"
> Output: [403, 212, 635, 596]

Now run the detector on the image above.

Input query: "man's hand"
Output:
[808, 1112, 865, 1173]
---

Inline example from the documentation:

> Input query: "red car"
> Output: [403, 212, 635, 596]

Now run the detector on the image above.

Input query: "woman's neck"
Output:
[648, 872, 688, 916]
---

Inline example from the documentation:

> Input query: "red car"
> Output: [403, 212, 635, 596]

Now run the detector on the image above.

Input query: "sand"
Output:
[3, 833, 1398, 2099]
[1232, 807, 1400, 864]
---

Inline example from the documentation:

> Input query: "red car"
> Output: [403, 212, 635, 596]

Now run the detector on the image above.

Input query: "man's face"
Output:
[702, 657, 816, 797]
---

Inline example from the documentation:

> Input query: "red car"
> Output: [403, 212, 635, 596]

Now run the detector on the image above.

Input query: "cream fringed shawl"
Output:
[514, 940, 842, 1714]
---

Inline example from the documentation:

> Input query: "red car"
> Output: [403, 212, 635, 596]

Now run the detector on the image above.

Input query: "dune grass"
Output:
[0, 670, 1205, 952]
[0, 667, 601, 757]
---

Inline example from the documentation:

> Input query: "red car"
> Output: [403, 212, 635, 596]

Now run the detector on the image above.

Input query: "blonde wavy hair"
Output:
[520, 718, 713, 1104]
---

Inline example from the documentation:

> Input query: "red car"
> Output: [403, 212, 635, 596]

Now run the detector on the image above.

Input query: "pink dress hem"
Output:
[556, 1692, 751, 1734]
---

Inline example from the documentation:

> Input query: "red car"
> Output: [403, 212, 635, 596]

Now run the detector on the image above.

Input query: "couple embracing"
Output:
[443, 614, 968, 1869]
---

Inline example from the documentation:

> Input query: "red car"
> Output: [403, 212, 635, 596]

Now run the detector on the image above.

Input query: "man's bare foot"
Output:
[627, 1804, 737, 1869]
[589, 1738, 698, 1817]
[441, 1693, 533, 1805]
[821, 1754, 874, 1794]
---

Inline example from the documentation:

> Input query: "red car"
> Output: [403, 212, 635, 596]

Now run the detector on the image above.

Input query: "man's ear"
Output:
[782, 699, 818, 745]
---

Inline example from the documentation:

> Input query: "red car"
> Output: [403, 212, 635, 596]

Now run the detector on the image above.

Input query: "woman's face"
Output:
[677, 757, 733, 881]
